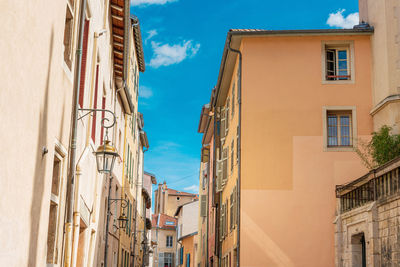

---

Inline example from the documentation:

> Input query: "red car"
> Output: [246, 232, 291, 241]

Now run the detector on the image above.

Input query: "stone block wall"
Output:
[335, 194, 400, 267]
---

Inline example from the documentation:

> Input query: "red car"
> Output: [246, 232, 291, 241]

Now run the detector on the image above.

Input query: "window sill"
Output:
[322, 79, 354, 85]
[324, 146, 355, 152]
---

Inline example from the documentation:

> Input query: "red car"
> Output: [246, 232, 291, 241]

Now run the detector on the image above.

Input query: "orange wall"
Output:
[240, 35, 373, 266]
[182, 235, 196, 267]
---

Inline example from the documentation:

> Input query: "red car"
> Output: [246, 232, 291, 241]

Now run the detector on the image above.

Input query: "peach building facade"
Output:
[202, 26, 375, 267]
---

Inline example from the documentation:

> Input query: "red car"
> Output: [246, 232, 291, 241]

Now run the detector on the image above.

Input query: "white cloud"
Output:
[183, 184, 199, 193]
[327, 9, 359, 29]
[139, 85, 153, 99]
[149, 40, 200, 68]
[145, 30, 158, 44]
[131, 0, 177, 7]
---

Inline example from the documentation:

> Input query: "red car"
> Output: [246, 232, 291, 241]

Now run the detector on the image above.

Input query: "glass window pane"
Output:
[341, 136, 350, 146]
[338, 50, 347, 60]
[328, 116, 337, 126]
[340, 116, 350, 125]
[328, 137, 338, 146]
[338, 60, 347, 70]
[326, 50, 335, 61]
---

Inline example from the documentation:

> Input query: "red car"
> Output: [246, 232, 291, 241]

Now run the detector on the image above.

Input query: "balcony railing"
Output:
[336, 157, 400, 213]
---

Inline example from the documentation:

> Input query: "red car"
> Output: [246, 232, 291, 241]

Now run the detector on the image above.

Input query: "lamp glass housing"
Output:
[118, 214, 128, 229]
[95, 140, 118, 174]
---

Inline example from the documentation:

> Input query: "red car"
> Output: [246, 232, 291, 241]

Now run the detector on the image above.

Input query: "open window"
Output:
[63, 1, 75, 69]
[322, 41, 354, 83]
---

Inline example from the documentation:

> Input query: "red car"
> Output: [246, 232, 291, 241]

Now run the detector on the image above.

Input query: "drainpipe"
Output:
[206, 149, 210, 267]
[227, 34, 242, 267]
[64, 0, 87, 266]
[133, 146, 148, 266]
[118, 113, 128, 266]
[71, 147, 89, 267]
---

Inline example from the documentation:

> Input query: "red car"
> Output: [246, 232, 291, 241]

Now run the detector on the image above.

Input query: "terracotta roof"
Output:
[229, 28, 374, 35]
[167, 188, 198, 197]
[152, 214, 177, 229]
[131, 16, 145, 72]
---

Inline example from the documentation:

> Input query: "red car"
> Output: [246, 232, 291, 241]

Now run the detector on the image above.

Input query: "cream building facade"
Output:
[0, 0, 147, 266]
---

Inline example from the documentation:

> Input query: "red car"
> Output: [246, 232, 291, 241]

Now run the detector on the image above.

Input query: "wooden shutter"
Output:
[222, 148, 228, 186]
[216, 160, 222, 192]
[200, 195, 207, 217]
[220, 107, 226, 141]
[226, 99, 230, 131]
[236, 126, 239, 163]
[100, 97, 105, 143]
[219, 204, 223, 241]
[201, 147, 210, 163]
[232, 82, 235, 116]
[91, 65, 99, 142]
[231, 141, 234, 172]
[78, 19, 89, 108]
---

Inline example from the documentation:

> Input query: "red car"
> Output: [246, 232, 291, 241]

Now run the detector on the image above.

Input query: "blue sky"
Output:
[130, 0, 360, 194]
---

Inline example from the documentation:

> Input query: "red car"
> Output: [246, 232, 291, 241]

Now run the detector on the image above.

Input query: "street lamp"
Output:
[95, 140, 119, 174]
[118, 212, 128, 228]
[78, 108, 119, 174]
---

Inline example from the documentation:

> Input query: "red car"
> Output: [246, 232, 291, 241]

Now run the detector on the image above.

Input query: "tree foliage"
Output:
[355, 125, 400, 169]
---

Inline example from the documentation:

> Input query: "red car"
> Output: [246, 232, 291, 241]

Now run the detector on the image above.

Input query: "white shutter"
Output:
[219, 204, 223, 241]
[216, 160, 222, 192]
[225, 103, 229, 136]
[220, 107, 226, 141]
[222, 148, 228, 186]
[200, 195, 207, 217]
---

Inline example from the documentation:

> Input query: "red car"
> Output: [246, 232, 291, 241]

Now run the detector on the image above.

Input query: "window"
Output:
[322, 41, 354, 83]
[100, 96, 106, 143]
[166, 235, 173, 247]
[91, 64, 99, 143]
[323, 106, 357, 151]
[327, 112, 352, 147]
[161, 252, 174, 267]
[326, 48, 349, 80]
[78, 19, 90, 108]
[63, 0, 75, 69]
[46, 150, 65, 264]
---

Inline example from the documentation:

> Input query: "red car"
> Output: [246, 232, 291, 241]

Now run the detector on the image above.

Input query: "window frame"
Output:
[46, 144, 67, 264]
[321, 41, 355, 84]
[166, 235, 173, 248]
[322, 106, 357, 152]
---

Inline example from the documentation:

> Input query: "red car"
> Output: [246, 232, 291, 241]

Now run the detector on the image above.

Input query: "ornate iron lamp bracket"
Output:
[78, 108, 116, 129]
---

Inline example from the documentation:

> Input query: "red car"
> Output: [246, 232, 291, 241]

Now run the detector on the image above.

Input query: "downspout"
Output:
[64, 0, 87, 266]
[118, 113, 128, 266]
[71, 147, 90, 267]
[206, 142, 210, 267]
[133, 146, 148, 266]
[212, 105, 219, 266]
[227, 34, 242, 267]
